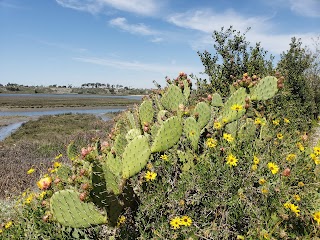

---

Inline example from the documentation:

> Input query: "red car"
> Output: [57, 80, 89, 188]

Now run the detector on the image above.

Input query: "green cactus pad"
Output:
[67, 142, 78, 161]
[50, 189, 107, 228]
[125, 129, 141, 142]
[184, 117, 200, 150]
[194, 102, 211, 129]
[102, 162, 123, 195]
[160, 85, 186, 111]
[112, 134, 127, 156]
[211, 93, 223, 107]
[225, 121, 238, 136]
[250, 76, 278, 101]
[151, 116, 183, 153]
[55, 165, 72, 182]
[239, 118, 256, 139]
[183, 79, 191, 100]
[139, 100, 154, 125]
[122, 135, 151, 178]
[126, 112, 138, 129]
[105, 152, 122, 176]
[219, 87, 247, 123]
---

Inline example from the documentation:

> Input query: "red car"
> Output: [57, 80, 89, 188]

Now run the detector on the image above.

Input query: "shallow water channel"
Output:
[0, 108, 126, 141]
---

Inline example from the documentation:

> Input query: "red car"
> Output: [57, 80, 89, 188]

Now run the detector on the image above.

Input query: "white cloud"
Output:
[167, 9, 271, 34]
[73, 56, 199, 74]
[290, 0, 320, 17]
[109, 17, 157, 36]
[167, 9, 318, 54]
[55, 0, 161, 15]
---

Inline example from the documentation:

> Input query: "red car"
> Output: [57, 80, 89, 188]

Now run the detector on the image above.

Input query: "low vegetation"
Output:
[0, 27, 319, 239]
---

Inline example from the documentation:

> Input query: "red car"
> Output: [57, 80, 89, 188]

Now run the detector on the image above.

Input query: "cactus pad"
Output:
[139, 100, 154, 125]
[151, 116, 183, 153]
[250, 76, 278, 101]
[67, 142, 78, 160]
[211, 93, 223, 107]
[184, 117, 200, 150]
[160, 85, 186, 111]
[194, 102, 211, 129]
[125, 128, 141, 142]
[50, 189, 107, 228]
[219, 87, 247, 123]
[122, 135, 151, 178]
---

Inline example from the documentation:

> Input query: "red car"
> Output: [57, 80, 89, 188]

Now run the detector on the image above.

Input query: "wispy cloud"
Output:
[55, 0, 162, 16]
[289, 0, 320, 18]
[109, 17, 157, 35]
[73, 56, 200, 74]
[167, 8, 318, 54]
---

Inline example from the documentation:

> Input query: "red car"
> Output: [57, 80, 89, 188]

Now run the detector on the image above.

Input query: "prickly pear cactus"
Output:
[67, 142, 78, 160]
[250, 76, 278, 101]
[139, 100, 154, 126]
[122, 135, 151, 178]
[219, 87, 247, 123]
[151, 116, 183, 153]
[184, 117, 200, 150]
[211, 93, 223, 107]
[160, 85, 186, 111]
[50, 189, 107, 228]
[194, 102, 211, 129]
[125, 128, 141, 142]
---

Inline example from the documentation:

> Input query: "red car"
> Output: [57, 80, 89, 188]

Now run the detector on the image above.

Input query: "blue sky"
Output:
[0, 0, 319, 88]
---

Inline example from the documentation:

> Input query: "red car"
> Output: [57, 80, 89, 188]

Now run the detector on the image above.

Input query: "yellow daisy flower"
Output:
[180, 216, 192, 226]
[213, 121, 222, 130]
[223, 133, 234, 142]
[313, 211, 320, 225]
[259, 178, 266, 185]
[293, 194, 301, 201]
[231, 104, 243, 111]
[267, 162, 279, 174]
[5, 221, 13, 229]
[313, 147, 320, 156]
[206, 138, 218, 148]
[170, 217, 181, 229]
[286, 154, 296, 161]
[160, 154, 168, 161]
[251, 164, 258, 171]
[272, 119, 280, 126]
[226, 154, 238, 167]
[53, 162, 61, 168]
[253, 156, 260, 164]
[145, 171, 157, 181]
[276, 133, 283, 140]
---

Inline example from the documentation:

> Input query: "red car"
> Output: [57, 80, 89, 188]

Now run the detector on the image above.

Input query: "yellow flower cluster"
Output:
[231, 104, 243, 111]
[160, 154, 168, 161]
[170, 216, 192, 229]
[286, 153, 296, 161]
[223, 133, 234, 142]
[117, 215, 126, 227]
[284, 202, 300, 216]
[252, 156, 260, 171]
[206, 138, 217, 148]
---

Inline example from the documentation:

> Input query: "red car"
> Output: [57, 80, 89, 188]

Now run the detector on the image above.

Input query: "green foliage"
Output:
[197, 26, 274, 97]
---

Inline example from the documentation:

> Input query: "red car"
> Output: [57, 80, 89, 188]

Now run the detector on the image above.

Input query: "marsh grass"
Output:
[0, 114, 115, 199]
[0, 95, 140, 109]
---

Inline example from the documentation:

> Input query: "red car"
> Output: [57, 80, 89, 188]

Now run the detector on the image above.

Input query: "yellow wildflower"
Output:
[53, 162, 61, 168]
[206, 138, 217, 148]
[293, 194, 301, 201]
[237, 235, 245, 240]
[160, 154, 168, 161]
[267, 162, 279, 174]
[298, 182, 305, 187]
[276, 133, 283, 140]
[226, 154, 238, 167]
[284, 203, 300, 216]
[145, 171, 157, 181]
[5, 221, 13, 229]
[27, 168, 35, 174]
[283, 118, 290, 124]
[286, 153, 296, 161]
[313, 147, 320, 156]
[272, 119, 280, 126]
[213, 121, 222, 130]
[261, 187, 269, 195]
[38, 191, 46, 200]
[254, 118, 262, 125]
[259, 178, 266, 185]
[0, 229, 2, 234]
[24, 193, 34, 204]
[189, 130, 196, 137]
[296, 142, 305, 152]
[251, 164, 258, 171]
[223, 133, 234, 142]
[253, 156, 260, 164]
[180, 216, 192, 226]
[54, 153, 63, 160]
[310, 153, 320, 165]
[231, 104, 243, 111]
[313, 211, 320, 225]
[117, 215, 126, 227]
[146, 163, 153, 170]
[170, 216, 181, 229]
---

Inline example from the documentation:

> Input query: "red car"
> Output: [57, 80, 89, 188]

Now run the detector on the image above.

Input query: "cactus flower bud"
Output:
[81, 148, 89, 157]
[143, 126, 149, 132]
[282, 168, 291, 177]
[42, 215, 50, 222]
[71, 175, 77, 181]
[81, 183, 89, 190]
[207, 94, 212, 101]
[79, 192, 87, 201]
[79, 169, 86, 176]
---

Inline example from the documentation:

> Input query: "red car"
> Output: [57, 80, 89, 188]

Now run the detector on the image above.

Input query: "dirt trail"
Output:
[310, 122, 320, 147]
